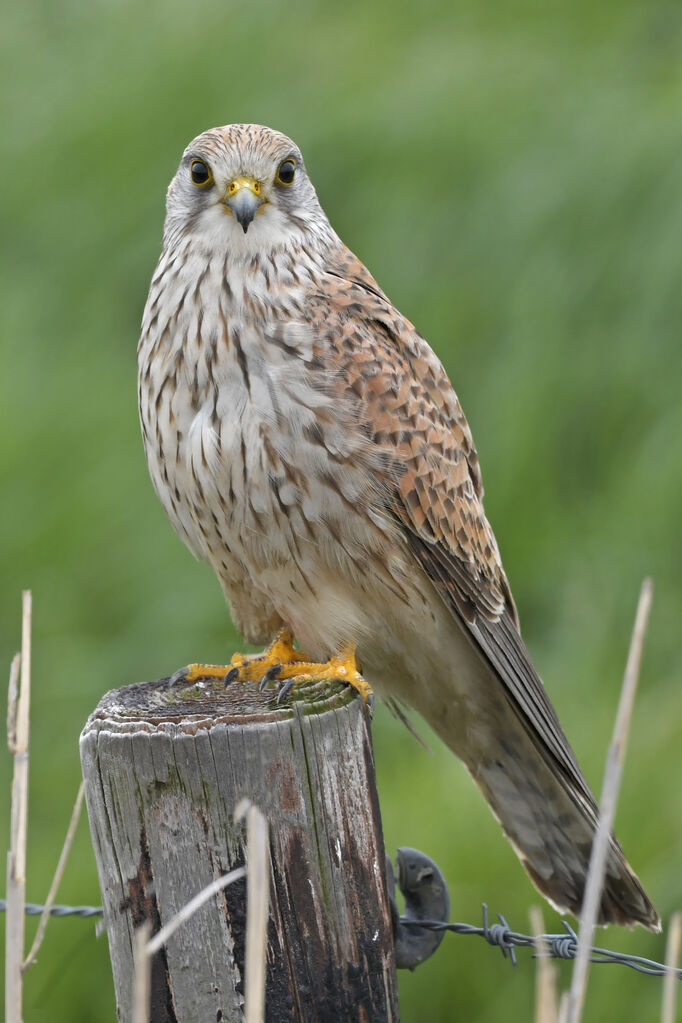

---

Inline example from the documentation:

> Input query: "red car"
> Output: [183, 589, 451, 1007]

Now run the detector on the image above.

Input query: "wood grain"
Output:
[80, 675, 398, 1022]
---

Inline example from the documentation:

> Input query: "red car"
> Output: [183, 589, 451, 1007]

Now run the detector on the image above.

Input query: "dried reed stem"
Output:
[5, 591, 32, 1023]
[531, 906, 558, 1023]
[132, 921, 152, 1023]
[661, 912, 681, 1023]
[6, 653, 20, 753]
[241, 802, 270, 1023]
[130, 867, 247, 1022]
[145, 866, 246, 957]
[557, 991, 569, 1023]
[564, 578, 653, 1023]
[23, 780, 87, 969]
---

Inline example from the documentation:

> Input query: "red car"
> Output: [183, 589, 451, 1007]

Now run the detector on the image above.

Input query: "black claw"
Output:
[168, 667, 189, 689]
[276, 678, 296, 704]
[259, 664, 282, 691]
[223, 666, 240, 686]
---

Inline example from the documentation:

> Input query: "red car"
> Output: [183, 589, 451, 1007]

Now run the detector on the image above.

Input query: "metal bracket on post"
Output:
[387, 846, 450, 971]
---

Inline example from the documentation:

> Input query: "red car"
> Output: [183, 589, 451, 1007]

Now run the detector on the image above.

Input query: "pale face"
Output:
[163, 123, 330, 257]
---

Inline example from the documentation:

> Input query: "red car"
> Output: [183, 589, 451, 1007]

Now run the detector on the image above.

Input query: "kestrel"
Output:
[138, 124, 659, 929]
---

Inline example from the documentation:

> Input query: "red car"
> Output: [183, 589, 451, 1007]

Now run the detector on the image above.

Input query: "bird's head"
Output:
[164, 123, 329, 255]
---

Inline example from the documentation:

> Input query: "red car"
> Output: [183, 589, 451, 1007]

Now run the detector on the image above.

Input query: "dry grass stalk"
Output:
[5, 591, 32, 1023]
[661, 912, 681, 1023]
[531, 905, 558, 1023]
[241, 802, 270, 1023]
[557, 991, 569, 1023]
[132, 920, 152, 1023]
[6, 653, 20, 752]
[23, 780, 87, 969]
[129, 866, 247, 1022]
[564, 578, 653, 1023]
[145, 866, 246, 957]
[126, 796, 269, 1021]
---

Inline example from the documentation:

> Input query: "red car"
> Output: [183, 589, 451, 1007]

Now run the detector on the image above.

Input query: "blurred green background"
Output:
[2, 0, 682, 1019]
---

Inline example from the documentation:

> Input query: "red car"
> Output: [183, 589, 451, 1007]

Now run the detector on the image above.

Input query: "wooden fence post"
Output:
[79, 673, 399, 1022]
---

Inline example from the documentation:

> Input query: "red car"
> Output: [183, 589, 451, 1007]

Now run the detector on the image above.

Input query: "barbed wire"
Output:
[0, 899, 102, 919]
[400, 905, 682, 978]
[1, 896, 678, 980]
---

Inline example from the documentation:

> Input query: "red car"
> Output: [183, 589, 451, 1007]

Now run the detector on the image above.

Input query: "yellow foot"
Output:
[266, 644, 374, 711]
[169, 634, 373, 710]
[168, 628, 306, 688]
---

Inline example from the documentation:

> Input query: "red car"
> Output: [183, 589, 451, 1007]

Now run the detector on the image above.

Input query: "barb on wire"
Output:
[399, 907, 682, 979]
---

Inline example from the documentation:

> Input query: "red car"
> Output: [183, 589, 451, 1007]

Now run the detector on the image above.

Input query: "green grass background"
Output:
[2, 1, 682, 1019]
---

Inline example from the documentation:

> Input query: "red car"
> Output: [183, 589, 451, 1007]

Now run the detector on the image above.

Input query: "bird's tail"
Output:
[466, 730, 660, 931]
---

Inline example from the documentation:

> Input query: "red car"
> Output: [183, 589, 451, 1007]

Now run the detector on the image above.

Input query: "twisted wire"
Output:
[400, 906, 682, 978]
[2, 896, 679, 979]
[0, 899, 103, 918]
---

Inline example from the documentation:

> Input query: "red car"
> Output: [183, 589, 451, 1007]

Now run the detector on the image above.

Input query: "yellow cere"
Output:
[227, 176, 262, 196]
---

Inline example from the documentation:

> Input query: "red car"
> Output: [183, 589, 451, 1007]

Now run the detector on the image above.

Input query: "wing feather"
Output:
[317, 246, 596, 810]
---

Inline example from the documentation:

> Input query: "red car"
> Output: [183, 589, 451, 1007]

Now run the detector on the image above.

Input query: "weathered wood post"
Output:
[80, 674, 399, 1022]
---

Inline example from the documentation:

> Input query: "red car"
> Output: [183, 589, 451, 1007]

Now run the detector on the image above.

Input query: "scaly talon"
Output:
[260, 663, 282, 690]
[276, 678, 296, 704]
[223, 666, 240, 686]
[168, 666, 192, 688]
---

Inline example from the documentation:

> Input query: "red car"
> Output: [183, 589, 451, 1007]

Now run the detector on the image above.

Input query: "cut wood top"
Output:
[81, 676, 358, 736]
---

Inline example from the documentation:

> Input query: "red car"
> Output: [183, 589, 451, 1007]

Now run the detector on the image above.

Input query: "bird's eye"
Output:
[190, 159, 213, 187]
[276, 158, 296, 186]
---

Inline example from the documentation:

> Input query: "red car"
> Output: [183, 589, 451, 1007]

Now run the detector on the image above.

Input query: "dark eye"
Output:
[190, 159, 213, 187]
[276, 158, 296, 186]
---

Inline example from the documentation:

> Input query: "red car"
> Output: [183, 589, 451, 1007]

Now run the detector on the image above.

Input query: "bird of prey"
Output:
[138, 123, 659, 930]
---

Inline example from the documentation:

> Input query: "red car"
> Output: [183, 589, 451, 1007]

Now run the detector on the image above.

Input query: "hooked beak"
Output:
[223, 176, 265, 233]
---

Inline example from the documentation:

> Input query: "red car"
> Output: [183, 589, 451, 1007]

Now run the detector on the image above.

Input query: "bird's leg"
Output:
[265, 644, 374, 708]
[168, 628, 307, 688]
